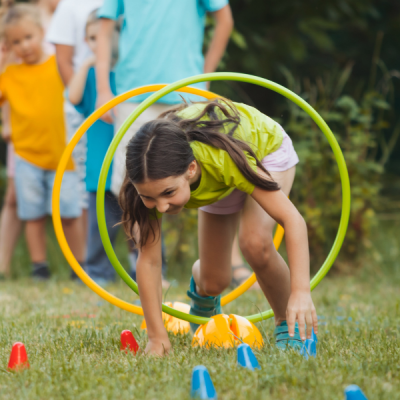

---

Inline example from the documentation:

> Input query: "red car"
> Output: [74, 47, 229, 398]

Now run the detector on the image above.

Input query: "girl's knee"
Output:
[239, 233, 275, 268]
[61, 217, 78, 227]
[4, 187, 18, 208]
[201, 278, 230, 297]
[193, 259, 230, 297]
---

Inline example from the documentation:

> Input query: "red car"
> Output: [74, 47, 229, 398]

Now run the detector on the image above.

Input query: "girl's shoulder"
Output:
[190, 140, 239, 172]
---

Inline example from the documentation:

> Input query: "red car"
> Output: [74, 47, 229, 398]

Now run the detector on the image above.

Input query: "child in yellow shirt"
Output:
[0, 4, 84, 279]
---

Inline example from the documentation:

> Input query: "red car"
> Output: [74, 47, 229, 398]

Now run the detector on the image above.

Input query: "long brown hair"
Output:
[119, 99, 280, 248]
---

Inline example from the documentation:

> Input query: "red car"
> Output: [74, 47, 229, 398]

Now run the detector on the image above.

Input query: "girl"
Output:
[0, 4, 83, 278]
[119, 99, 318, 356]
[0, 0, 60, 279]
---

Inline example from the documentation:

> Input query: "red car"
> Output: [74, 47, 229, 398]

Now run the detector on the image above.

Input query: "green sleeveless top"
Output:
[179, 101, 283, 209]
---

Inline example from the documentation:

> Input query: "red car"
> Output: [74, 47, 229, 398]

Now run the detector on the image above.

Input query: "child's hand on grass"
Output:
[286, 290, 318, 341]
[145, 336, 172, 357]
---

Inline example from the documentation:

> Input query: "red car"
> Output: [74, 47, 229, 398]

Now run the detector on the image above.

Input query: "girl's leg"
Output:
[62, 217, 85, 264]
[231, 234, 260, 290]
[193, 211, 240, 297]
[0, 178, 23, 277]
[25, 217, 47, 263]
[239, 166, 296, 326]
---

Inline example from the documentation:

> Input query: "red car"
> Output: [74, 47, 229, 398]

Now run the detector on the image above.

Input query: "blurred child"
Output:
[0, 0, 61, 279]
[47, 0, 104, 263]
[0, 0, 21, 279]
[68, 10, 118, 284]
[0, 4, 84, 279]
[68, 11, 167, 285]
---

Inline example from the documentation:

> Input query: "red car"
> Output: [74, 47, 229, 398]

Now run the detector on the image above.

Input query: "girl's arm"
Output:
[54, 44, 75, 86]
[204, 5, 234, 75]
[251, 168, 318, 341]
[68, 56, 95, 105]
[136, 219, 171, 356]
[95, 18, 115, 123]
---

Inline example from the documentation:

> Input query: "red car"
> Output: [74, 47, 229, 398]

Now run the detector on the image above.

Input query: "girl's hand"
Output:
[96, 89, 115, 124]
[145, 336, 172, 357]
[83, 55, 96, 68]
[286, 290, 318, 341]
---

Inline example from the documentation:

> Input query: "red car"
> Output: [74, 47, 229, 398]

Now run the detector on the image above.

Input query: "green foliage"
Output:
[282, 61, 398, 265]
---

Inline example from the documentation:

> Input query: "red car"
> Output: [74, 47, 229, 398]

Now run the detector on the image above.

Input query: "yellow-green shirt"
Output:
[0, 55, 74, 170]
[178, 102, 283, 209]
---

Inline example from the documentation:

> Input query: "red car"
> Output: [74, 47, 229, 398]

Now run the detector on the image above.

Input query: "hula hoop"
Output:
[96, 72, 350, 324]
[53, 73, 350, 325]
[52, 84, 276, 319]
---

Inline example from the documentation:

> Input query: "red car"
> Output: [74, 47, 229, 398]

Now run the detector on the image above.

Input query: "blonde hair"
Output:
[85, 9, 99, 33]
[1, 4, 42, 38]
[85, 8, 120, 68]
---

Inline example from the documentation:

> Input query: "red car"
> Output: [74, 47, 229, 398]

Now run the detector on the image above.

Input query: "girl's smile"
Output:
[134, 160, 201, 215]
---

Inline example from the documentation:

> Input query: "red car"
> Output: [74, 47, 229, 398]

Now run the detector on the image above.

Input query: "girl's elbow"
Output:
[296, 213, 307, 231]
[282, 212, 307, 231]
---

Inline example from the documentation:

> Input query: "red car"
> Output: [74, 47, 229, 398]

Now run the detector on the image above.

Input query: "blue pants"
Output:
[85, 191, 167, 281]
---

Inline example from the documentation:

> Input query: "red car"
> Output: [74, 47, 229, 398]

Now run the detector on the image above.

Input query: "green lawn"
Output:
[0, 219, 398, 399]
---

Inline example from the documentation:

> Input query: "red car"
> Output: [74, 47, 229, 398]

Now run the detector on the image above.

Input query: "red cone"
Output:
[8, 342, 30, 370]
[120, 330, 139, 354]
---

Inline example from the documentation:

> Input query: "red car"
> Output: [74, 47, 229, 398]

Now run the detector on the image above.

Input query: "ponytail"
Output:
[169, 99, 280, 192]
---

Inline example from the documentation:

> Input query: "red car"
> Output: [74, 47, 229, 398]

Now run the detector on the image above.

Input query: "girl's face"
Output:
[5, 17, 44, 64]
[134, 161, 199, 215]
[85, 21, 100, 54]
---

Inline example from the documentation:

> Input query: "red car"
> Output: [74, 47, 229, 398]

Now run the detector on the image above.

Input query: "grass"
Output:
[0, 219, 398, 399]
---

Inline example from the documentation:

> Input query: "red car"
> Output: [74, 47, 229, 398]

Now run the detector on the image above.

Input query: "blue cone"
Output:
[190, 366, 217, 400]
[300, 338, 316, 360]
[299, 328, 317, 360]
[345, 385, 368, 400]
[311, 328, 318, 343]
[237, 343, 261, 371]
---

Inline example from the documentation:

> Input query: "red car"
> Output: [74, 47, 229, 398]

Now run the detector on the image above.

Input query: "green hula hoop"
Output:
[97, 72, 351, 325]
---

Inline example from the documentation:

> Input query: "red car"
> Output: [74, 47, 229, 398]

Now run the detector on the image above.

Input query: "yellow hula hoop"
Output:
[52, 84, 284, 316]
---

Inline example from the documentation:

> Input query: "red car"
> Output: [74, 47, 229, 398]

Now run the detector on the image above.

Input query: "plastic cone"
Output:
[192, 315, 235, 349]
[192, 314, 264, 349]
[190, 366, 217, 400]
[229, 314, 264, 349]
[237, 343, 260, 371]
[120, 330, 139, 354]
[300, 328, 317, 360]
[8, 342, 29, 370]
[140, 302, 190, 335]
[345, 385, 368, 400]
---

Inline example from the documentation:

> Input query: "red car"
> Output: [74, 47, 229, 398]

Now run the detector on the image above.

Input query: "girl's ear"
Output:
[187, 160, 197, 179]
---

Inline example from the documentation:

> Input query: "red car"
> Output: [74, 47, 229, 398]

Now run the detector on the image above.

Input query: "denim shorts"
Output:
[15, 156, 81, 220]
